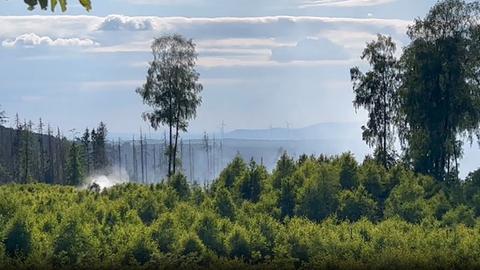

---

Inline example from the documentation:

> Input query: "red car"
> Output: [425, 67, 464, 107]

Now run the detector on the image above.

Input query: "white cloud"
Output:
[2, 33, 98, 48]
[0, 15, 410, 39]
[299, 0, 395, 8]
[0, 16, 102, 37]
[0, 15, 410, 68]
[97, 15, 155, 31]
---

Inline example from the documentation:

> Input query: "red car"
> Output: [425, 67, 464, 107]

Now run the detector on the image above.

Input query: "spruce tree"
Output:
[80, 129, 91, 175]
[66, 142, 84, 186]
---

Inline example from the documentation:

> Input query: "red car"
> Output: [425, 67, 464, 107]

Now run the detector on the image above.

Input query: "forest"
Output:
[0, 0, 480, 269]
[1, 156, 480, 269]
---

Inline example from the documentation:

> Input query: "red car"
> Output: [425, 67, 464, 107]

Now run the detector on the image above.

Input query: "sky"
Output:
[0, 0, 456, 136]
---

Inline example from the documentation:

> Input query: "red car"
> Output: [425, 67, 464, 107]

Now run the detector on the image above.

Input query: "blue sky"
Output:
[1, 0, 424, 135]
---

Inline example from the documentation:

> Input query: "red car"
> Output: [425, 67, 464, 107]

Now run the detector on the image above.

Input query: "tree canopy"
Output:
[398, 0, 480, 180]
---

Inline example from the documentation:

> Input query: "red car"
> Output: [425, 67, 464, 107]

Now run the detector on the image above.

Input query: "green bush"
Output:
[3, 212, 33, 260]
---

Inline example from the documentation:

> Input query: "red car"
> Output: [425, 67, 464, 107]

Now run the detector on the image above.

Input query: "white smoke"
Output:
[82, 166, 130, 190]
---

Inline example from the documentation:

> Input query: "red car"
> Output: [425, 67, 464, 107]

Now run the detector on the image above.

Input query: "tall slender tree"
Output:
[55, 128, 65, 183]
[37, 119, 46, 182]
[20, 121, 33, 183]
[140, 130, 145, 183]
[117, 138, 122, 175]
[80, 129, 91, 175]
[12, 114, 22, 182]
[46, 124, 54, 184]
[350, 34, 400, 168]
[66, 142, 84, 186]
[92, 122, 108, 171]
[136, 34, 203, 177]
[132, 136, 138, 182]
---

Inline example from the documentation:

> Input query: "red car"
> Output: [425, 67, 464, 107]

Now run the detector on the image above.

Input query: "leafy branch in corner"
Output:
[22, 0, 91, 12]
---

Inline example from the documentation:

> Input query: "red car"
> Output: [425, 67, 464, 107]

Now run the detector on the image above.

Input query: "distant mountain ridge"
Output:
[225, 122, 363, 141]
[108, 122, 364, 141]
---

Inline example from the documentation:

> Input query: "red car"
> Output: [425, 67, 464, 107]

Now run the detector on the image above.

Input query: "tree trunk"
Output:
[382, 75, 388, 168]
[144, 135, 148, 184]
[168, 122, 173, 177]
[140, 131, 145, 183]
[173, 117, 180, 176]
[24, 128, 29, 184]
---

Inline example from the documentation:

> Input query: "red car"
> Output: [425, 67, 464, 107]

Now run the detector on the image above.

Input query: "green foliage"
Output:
[179, 233, 206, 256]
[3, 212, 33, 259]
[337, 152, 359, 190]
[427, 191, 451, 219]
[358, 159, 388, 202]
[195, 212, 224, 255]
[349, 0, 480, 182]
[53, 217, 96, 266]
[132, 241, 154, 265]
[398, 0, 480, 181]
[23, 0, 91, 11]
[91, 122, 109, 172]
[272, 152, 296, 189]
[216, 155, 247, 190]
[66, 143, 84, 186]
[385, 177, 426, 223]
[442, 205, 476, 227]
[151, 213, 177, 253]
[338, 185, 377, 221]
[0, 152, 478, 269]
[278, 176, 296, 219]
[167, 173, 191, 200]
[227, 226, 251, 260]
[463, 169, 480, 214]
[213, 188, 236, 219]
[295, 163, 340, 221]
[237, 160, 267, 203]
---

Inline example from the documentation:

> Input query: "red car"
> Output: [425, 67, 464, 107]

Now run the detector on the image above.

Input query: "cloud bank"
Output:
[97, 15, 155, 31]
[299, 0, 395, 8]
[2, 33, 98, 48]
